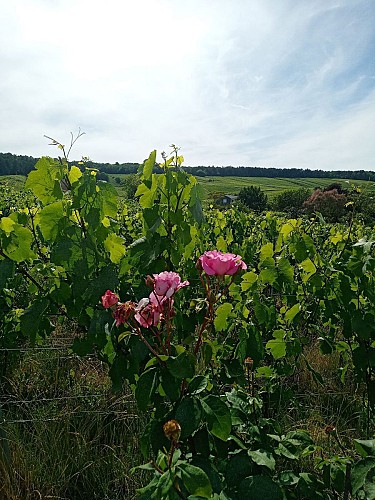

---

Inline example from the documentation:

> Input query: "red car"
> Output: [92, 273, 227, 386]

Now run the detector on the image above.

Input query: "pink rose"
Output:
[135, 298, 160, 328]
[198, 250, 247, 276]
[102, 290, 119, 308]
[153, 271, 189, 298]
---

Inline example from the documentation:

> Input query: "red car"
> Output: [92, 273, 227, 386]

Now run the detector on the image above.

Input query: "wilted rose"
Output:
[113, 301, 135, 326]
[198, 250, 247, 276]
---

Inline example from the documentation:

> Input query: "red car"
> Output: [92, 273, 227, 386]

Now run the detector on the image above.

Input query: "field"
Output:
[2, 173, 373, 202]
[107, 173, 373, 202]
[1, 156, 375, 499]
[196, 176, 372, 200]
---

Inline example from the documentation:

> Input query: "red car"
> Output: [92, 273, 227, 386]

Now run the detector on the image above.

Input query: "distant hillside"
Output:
[1, 151, 374, 181]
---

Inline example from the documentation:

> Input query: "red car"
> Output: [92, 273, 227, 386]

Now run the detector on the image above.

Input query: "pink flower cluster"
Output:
[101, 271, 189, 329]
[197, 250, 247, 276]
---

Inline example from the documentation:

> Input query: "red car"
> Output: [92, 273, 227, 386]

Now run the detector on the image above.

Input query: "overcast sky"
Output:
[1, 0, 374, 170]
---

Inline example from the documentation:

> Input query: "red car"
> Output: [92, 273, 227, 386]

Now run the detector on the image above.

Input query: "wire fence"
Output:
[0, 339, 139, 427]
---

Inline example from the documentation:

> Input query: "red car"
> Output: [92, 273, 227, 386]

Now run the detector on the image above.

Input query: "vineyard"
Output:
[0, 143, 375, 499]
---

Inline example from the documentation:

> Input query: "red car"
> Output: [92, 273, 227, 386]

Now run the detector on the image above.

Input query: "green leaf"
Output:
[68, 165, 82, 184]
[157, 470, 174, 498]
[216, 235, 227, 252]
[179, 463, 213, 498]
[259, 267, 277, 284]
[0, 217, 15, 234]
[238, 476, 282, 499]
[201, 395, 231, 441]
[175, 397, 201, 438]
[351, 457, 375, 495]
[167, 351, 195, 379]
[266, 330, 286, 360]
[0, 258, 15, 289]
[284, 303, 301, 323]
[225, 451, 253, 489]
[99, 181, 118, 218]
[1, 223, 36, 262]
[248, 449, 276, 470]
[299, 258, 316, 281]
[189, 185, 204, 224]
[25, 157, 64, 204]
[135, 368, 157, 411]
[214, 303, 232, 331]
[20, 299, 51, 343]
[104, 233, 126, 263]
[38, 200, 65, 241]
[241, 271, 258, 291]
[303, 356, 324, 385]
[260, 242, 273, 261]
[142, 150, 156, 180]
[277, 257, 294, 282]
[354, 439, 375, 458]
[188, 375, 208, 395]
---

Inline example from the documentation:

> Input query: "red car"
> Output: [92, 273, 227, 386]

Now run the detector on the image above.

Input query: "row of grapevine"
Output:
[1, 144, 374, 499]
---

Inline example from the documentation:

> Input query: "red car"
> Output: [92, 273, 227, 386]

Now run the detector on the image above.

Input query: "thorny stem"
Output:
[131, 322, 166, 366]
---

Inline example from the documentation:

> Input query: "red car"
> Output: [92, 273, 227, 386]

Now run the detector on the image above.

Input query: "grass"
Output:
[1, 334, 370, 499]
[0, 327, 147, 500]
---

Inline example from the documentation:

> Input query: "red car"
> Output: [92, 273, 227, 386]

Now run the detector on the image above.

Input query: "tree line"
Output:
[1, 151, 374, 181]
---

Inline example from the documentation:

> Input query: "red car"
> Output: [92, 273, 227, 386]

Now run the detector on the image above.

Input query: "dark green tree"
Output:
[274, 188, 311, 215]
[238, 185, 267, 212]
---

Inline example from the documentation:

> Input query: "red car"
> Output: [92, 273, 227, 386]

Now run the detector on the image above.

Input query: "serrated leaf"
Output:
[68, 166, 82, 184]
[214, 303, 232, 331]
[285, 303, 301, 323]
[142, 150, 156, 180]
[1, 223, 36, 262]
[278, 257, 294, 282]
[25, 157, 64, 204]
[266, 338, 286, 360]
[241, 271, 258, 291]
[0, 217, 15, 234]
[20, 299, 51, 343]
[104, 233, 126, 263]
[38, 200, 65, 241]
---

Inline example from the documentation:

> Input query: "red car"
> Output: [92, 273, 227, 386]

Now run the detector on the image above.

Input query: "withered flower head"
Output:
[163, 419, 181, 442]
[113, 301, 136, 326]
[244, 357, 254, 368]
[145, 275, 155, 288]
[325, 425, 336, 435]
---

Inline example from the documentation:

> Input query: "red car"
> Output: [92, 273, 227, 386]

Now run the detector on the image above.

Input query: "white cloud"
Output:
[0, 0, 374, 169]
